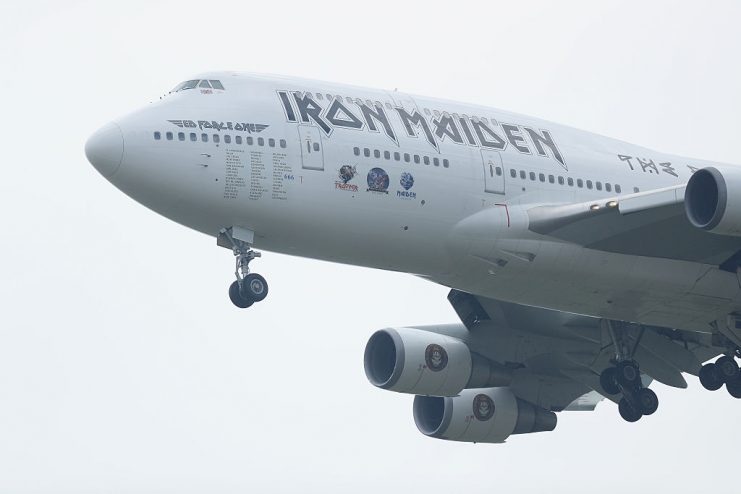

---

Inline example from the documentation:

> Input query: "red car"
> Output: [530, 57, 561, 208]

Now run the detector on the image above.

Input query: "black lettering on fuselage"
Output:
[325, 99, 364, 129]
[396, 108, 438, 151]
[432, 114, 464, 144]
[293, 92, 332, 135]
[524, 127, 566, 169]
[359, 103, 397, 144]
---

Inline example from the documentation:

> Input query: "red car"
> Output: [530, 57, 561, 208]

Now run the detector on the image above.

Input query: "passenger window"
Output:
[374, 149, 380, 158]
[404, 153, 411, 163]
[364, 148, 370, 157]
[433, 157, 440, 166]
[615, 184, 622, 194]
[178, 132, 185, 141]
[520, 170, 526, 179]
[316, 93, 324, 100]
[530, 172, 536, 181]
[269, 138, 275, 147]
[495, 166, 502, 176]
[312, 142, 319, 151]
[605, 183, 612, 192]
[166, 132, 173, 140]
[548, 175, 555, 184]
[209, 80, 225, 90]
[394, 152, 400, 161]
[567, 177, 574, 186]
[280, 139, 287, 148]
[190, 133, 197, 142]
[384, 150, 391, 160]
[154, 131, 161, 140]
[258, 137, 265, 146]
[199, 80, 211, 88]
[634, 187, 640, 193]
[353, 146, 360, 156]
[586, 180, 593, 189]
[201, 133, 208, 142]
[443, 159, 449, 168]
[247, 136, 254, 145]
[236, 135, 242, 144]
[558, 176, 564, 185]
[423, 156, 430, 165]
[385, 102, 393, 110]
[510, 169, 517, 178]
[596, 181, 602, 191]
[539, 173, 545, 182]
[224, 135, 231, 144]
[213, 134, 220, 143]
[414, 155, 420, 164]
[577, 179, 583, 188]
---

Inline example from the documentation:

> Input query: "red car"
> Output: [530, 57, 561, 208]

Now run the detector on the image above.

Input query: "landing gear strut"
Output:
[598, 320, 659, 423]
[699, 350, 741, 399]
[219, 227, 269, 309]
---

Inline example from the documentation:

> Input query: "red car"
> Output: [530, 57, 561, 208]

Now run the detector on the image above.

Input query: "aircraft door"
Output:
[481, 150, 505, 194]
[298, 126, 325, 171]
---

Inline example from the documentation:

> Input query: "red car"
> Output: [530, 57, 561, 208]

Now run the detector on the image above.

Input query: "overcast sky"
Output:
[2, 1, 741, 492]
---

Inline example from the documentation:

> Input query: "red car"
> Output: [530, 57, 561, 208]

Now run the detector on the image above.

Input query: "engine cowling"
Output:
[413, 387, 557, 443]
[364, 327, 509, 397]
[685, 166, 741, 236]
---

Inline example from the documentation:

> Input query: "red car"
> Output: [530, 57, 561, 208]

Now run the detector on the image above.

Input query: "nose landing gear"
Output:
[219, 227, 269, 309]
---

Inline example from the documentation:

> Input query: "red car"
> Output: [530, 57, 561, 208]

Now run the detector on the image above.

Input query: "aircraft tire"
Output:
[699, 363, 724, 391]
[599, 367, 620, 395]
[715, 355, 739, 383]
[242, 273, 269, 302]
[618, 397, 642, 423]
[636, 388, 658, 416]
[229, 280, 254, 308]
[726, 377, 741, 399]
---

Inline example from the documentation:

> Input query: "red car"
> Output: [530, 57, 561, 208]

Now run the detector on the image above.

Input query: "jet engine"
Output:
[685, 166, 741, 236]
[364, 327, 510, 397]
[413, 387, 557, 443]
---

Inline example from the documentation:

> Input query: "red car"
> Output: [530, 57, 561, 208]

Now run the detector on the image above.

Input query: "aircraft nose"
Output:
[85, 122, 124, 178]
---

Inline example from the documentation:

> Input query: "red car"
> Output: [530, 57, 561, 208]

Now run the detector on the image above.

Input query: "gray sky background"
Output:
[2, 1, 740, 492]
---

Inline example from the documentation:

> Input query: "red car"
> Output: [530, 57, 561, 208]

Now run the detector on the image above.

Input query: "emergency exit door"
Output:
[298, 126, 324, 171]
[481, 150, 505, 194]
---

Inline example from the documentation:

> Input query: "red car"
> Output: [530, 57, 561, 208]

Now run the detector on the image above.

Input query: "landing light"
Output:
[607, 200, 618, 208]
[590, 204, 600, 211]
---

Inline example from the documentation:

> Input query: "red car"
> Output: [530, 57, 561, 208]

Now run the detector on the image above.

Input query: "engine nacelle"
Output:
[685, 166, 741, 236]
[364, 327, 509, 397]
[413, 387, 557, 444]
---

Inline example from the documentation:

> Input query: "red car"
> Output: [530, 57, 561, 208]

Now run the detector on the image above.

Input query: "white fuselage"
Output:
[88, 72, 741, 333]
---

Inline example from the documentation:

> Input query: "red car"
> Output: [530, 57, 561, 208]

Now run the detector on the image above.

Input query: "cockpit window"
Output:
[170, 79, 225, 93]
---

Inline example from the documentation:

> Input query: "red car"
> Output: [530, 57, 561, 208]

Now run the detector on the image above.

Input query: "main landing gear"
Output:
[219, 227, 269, 309]
[599, 320, 659, 423]
[699, 351, 741, 399]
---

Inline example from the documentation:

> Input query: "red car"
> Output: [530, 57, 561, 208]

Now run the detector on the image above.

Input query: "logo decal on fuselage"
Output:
[366, 168, 390, 194]
[335, 165, 358, 192]
[277, 90, 567, 169]
[168, 120, 269, 133]
[397, 172, 416, 200]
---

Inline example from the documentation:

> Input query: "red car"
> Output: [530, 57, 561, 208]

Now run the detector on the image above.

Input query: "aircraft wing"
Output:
[447, 290, 723, 411]
[527, 184, 741, 267]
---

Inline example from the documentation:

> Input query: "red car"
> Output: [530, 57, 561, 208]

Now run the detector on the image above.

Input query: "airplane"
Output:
[85, 72, 741, 443]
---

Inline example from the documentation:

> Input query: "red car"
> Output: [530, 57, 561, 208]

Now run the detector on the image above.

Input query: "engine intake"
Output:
[413, 387, 557, 443]
[364, 327, 509, 397]
[685, 166, 741, 236]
